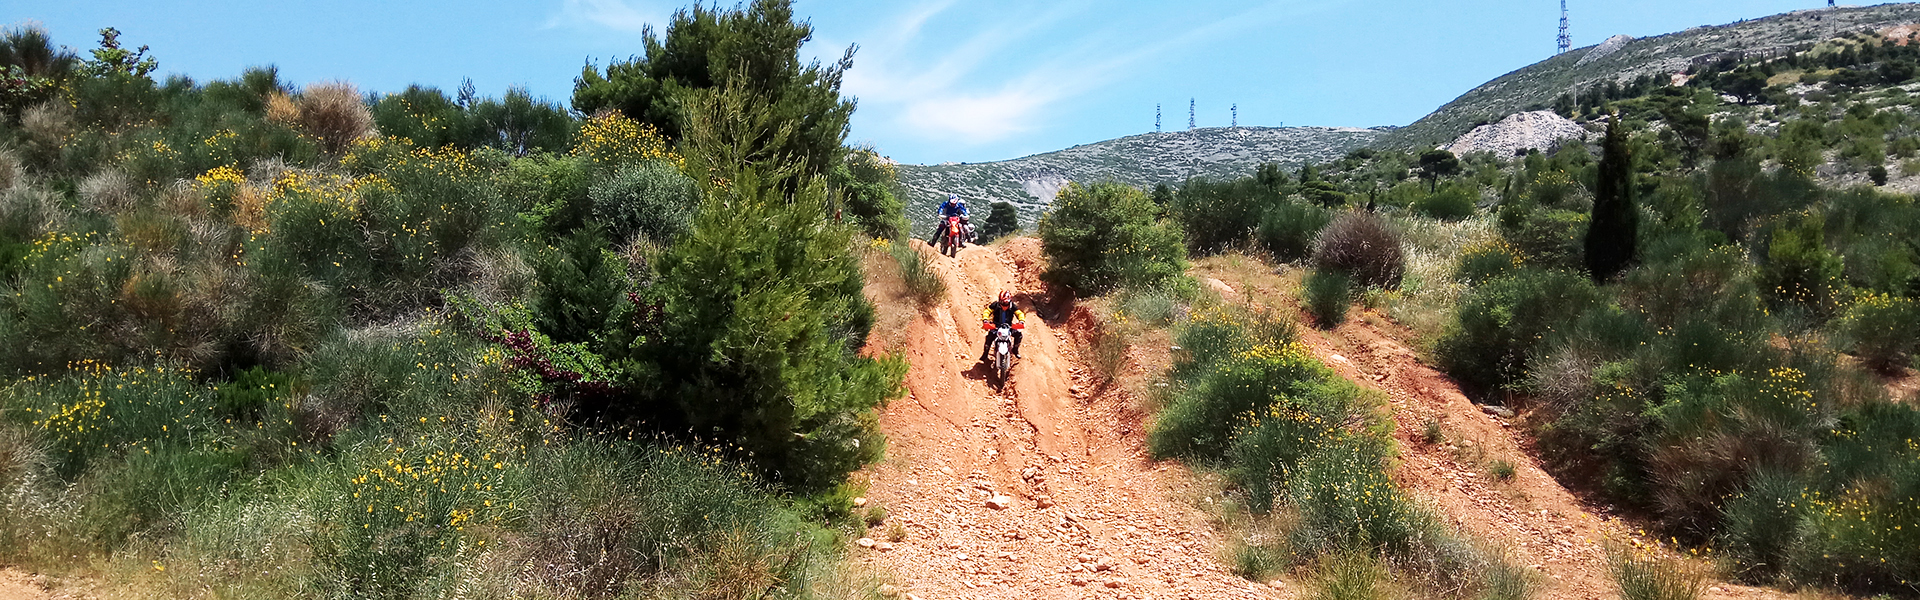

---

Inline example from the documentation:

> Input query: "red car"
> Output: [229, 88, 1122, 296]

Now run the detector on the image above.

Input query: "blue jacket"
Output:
[938, 200, 969, 218]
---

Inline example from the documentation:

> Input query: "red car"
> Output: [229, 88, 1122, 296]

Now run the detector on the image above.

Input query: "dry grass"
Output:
[295, 82, 375, 156]
[0, 148, 23, 191]
[20, 100, 72, 149]
[78, 169, 137, 214]
[264, 91, 300, 127]
[1382, 216, 1497, 346]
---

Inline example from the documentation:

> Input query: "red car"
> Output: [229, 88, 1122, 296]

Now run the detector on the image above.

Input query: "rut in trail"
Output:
[855, 238, 1279, 600]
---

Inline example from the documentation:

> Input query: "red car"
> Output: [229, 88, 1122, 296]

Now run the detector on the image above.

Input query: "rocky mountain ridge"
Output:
[898, 126, 1385, 228]
[1385, 3, 1920, 148]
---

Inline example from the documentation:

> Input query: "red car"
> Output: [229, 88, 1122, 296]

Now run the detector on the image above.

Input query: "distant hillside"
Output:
[897, 126, 1386, 228]
[1386, 3, 1920, 149]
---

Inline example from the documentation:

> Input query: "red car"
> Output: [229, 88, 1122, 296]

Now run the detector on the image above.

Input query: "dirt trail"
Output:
[0, 570, 52, 600]
[1193, 262, 1794, 600]
[856, 238, 1279, 600]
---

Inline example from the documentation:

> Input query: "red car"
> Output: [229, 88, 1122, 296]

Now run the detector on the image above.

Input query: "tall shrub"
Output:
[1310, 211, 1403, 289]
[1038, 182, 1186, 295]
[589, 159, 700, 246]
[1437, 269, 1602, 400]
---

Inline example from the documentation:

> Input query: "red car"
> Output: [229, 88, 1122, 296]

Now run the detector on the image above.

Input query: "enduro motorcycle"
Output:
[983, 320, 1023, 385]
[939, 216, 968, 257]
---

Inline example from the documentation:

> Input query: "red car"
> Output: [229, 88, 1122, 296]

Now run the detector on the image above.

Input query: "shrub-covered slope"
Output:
[1388, 3, 1920, 149]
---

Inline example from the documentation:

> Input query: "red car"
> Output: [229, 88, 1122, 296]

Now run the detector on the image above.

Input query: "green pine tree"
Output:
[977, 201, 1020, 242]
[612, 81, 905, 493]
[572, 0, 854, 180]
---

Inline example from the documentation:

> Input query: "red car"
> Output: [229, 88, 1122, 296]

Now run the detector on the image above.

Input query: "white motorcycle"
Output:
[983, 321, 1023, 386]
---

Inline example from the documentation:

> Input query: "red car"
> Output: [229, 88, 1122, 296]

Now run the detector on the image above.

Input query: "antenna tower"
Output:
[1231, 104, 1238, 127]
[1156, 104, 1162, 133]
[1188, 99, 1196, 130]
[1557, 0, 1571, 54]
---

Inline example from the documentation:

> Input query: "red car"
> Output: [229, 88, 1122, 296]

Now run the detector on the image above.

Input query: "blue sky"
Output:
[14, 0, 1832, 164]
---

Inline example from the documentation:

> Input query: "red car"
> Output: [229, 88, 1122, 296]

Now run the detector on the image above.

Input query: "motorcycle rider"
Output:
[979, 290, 1024, 362]
[931, 193, 973, 247]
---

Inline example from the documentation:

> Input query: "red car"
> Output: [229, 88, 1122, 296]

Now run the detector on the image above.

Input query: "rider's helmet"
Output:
[998, 290, 1012, 303]
[948, 193, 959, 203]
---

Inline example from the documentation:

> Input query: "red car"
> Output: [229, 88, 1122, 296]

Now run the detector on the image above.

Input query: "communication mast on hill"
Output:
[1232, 104, 1238, 128]
[1188, 99, 1196, 130]
[1156, 104, 1162, 133]
[1558, 0, 1572, 54]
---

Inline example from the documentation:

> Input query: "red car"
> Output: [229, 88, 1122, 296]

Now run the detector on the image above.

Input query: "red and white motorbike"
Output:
[939, 216, 968, 257]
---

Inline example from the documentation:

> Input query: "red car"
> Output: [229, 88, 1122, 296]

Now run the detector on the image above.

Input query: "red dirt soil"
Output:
[0, 570, 55, 600]
[855, 238, 1280, 600]
[852, 240, 1809, 600]
[1191, 257, 1798, 600]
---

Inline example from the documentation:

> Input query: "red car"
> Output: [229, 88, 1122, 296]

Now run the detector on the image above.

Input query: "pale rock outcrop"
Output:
[1443, 111, 1590, 157]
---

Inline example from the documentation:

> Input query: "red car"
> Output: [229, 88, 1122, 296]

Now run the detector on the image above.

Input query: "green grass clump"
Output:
[1488, 460, 1517, 482]
[1607, 545, 1705, 600]
[889, 241, 945, 310]
[1304, 269, 1351, 328]
[1307, 553, 1391, 600]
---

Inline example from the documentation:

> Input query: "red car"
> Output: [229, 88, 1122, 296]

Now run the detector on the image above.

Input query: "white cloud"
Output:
[832, 1, 1307, 149]
[546, 0, 666, 34]
[901, 89, 1053, 143]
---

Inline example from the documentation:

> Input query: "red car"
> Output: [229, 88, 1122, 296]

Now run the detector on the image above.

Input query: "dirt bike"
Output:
[939, 216, 967, 257]
[983, 321, 1022, 385]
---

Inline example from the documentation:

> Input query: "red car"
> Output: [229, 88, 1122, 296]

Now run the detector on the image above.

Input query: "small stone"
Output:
[1012, 530, 1027, 540]
[1079, 553, 1096, 563]
[1267, 580, 1286, 589]
[857, 537, 876, 548]
[1104, 578, 1125, 588]
[878, 584, 900, 597]
[1132, 556, 1149, 565]
[940, 466, 954, 476]
[1095, 562, 1113, 572]
[986, 495, 1015, 510]
[876, 542, 895, 551]
[906, 594, 923, 600]
[1480, 404, 1515, 418]
[1070, 577, 1089, 586]
[852, 497, 868, 507]
[956, 553, 969, 561]
[1036, 496, 1055, 508]
[1021, 467, 1038, 480]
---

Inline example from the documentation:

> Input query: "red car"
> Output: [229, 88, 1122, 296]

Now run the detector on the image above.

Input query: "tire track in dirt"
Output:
[856, 239, 1281, 600]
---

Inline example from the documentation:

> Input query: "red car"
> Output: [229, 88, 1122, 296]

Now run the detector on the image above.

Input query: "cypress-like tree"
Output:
[1584, 114, 1638, 282]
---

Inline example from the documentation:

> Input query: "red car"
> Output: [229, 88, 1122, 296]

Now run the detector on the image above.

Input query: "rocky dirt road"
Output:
[854, 238, 1281, 600]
